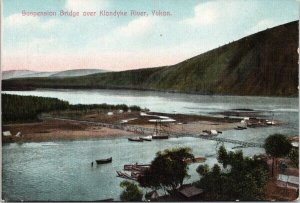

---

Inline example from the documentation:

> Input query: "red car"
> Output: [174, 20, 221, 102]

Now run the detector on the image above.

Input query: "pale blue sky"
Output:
[2, 0, 299, 71]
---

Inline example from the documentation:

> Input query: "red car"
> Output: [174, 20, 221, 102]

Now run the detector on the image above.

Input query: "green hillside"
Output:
[3, 21, 298, 96]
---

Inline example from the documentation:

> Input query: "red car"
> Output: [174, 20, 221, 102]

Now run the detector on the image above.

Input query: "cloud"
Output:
[181, 1, 258, 28]
[65, 0, 105, 11]
[93, 17, 160, 49]
[4, 14, 61, 30]
[115, 17, 159, 38]
[182, 2, 219, 26]
[5, 14, 39, 27]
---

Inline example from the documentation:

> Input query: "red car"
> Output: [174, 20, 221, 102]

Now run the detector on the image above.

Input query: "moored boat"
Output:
[152, 134, 169, 139]
[234, 126, 247, 130]
[152, 121, 169, 139]
[128, 137, 143, 142]
[96, 157, 112, 164]
[140, 135, 152, 141]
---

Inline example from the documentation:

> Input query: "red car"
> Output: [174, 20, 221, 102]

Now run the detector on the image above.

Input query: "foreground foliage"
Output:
[138, 147, 194, 191]
[119, 181, 143, 201]
[195, 146, 269, 201]
[264, 134, 292, 176]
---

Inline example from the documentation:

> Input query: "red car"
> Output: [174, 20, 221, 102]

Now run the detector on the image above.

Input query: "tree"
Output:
[217, 145, 229, 168]
[196, 164, 210, 176]
[288, 148, 299, 168]
[264, 134, 292, 177]
[119, 181, 143, 201]
[195, 146, 269, 201]
[138, 147, 194, 191]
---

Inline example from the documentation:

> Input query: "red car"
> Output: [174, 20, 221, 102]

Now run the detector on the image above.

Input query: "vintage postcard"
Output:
[1, 0, 299, 201]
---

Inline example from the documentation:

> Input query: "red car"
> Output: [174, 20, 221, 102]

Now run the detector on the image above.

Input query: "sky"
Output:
[2, 0, 299, 72]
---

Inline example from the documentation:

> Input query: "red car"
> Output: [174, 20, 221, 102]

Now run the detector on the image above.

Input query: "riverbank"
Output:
[2, 110, 242, 143]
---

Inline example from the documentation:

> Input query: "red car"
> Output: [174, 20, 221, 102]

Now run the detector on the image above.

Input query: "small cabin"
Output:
[177, 185, 204, 200]
[277, 174, 299, 190]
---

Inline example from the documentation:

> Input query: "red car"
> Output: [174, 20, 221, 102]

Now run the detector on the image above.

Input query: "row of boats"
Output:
[128, 134, 169, 142]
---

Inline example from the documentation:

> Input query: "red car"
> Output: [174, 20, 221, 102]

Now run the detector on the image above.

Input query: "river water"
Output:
[2, 89, 299, 201]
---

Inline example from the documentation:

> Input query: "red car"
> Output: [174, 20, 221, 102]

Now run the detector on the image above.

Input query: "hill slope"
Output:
[2, 69, 107, 79]
[3, 21, 298, 96]
[2, 70, 38, 79]
[50, 69, 108, 77]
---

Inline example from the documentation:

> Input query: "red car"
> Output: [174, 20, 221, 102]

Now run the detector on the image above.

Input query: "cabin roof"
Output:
[179, 186, 203, 198]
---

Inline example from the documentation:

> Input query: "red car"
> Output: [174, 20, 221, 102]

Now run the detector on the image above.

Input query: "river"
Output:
[2, 89, 298, 201]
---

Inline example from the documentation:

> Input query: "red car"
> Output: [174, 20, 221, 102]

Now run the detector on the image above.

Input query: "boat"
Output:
[152, 133, 169, 139]
[232, 145, 245, 149]
[140, 135, 152, 141]
[124, 163, 151, 171]
[266, 113, 276, 125]
[266, 120, 276, 125]
[96, 157, 112, 164]
[152, 121, 169, 139]
[234, 126, 247, 130]
[128, 137, 143, 142]
[116, 171, 137, 181]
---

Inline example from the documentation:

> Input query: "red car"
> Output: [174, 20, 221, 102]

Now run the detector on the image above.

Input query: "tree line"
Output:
[2, 94, 141, 123]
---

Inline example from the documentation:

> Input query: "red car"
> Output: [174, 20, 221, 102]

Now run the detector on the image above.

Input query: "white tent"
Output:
[3, 131, 12, 136]
[15, 132, 22, 137]
[210, 130, 218, 135]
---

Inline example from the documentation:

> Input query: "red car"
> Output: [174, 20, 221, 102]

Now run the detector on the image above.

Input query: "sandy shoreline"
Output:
[2, 117, 240, 143]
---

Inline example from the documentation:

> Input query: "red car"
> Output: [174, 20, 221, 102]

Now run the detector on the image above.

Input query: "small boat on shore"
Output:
[232, 145, 245, 149]
[152, 135, 169, 139]
[234, 126, 247, 130]
[140, 135, 152, 141]
[128, 137, 143, 142]
[96, 157, 112, 164]
[152, 133, 169, 139]
[151, 120, 169, 139]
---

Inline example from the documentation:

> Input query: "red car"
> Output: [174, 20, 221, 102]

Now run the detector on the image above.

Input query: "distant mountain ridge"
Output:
[2, 69, 107, 79]
[3, 21, 298, 96]
[50, 69, 108, 77]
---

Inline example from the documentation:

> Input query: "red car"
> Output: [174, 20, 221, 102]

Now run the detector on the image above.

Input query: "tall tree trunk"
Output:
[272, 157, 275, 177]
